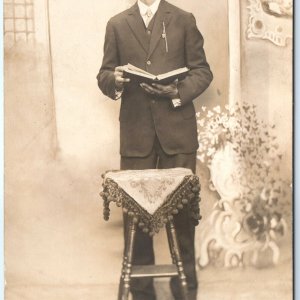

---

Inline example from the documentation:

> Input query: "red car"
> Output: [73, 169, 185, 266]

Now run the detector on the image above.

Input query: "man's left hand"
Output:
[140, 79, 179, 99]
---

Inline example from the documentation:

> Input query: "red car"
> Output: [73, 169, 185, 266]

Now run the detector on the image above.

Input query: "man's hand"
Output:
[114, 66, 130, 90]
[140, 79, 179, 99]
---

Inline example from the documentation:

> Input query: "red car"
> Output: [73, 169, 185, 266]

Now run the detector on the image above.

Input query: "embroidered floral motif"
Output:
[130, 177, 175, 204]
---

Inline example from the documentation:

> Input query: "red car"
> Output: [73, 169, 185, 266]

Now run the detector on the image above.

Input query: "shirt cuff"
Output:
[115, 88, 123, 100]
[172, 98, 182, 108]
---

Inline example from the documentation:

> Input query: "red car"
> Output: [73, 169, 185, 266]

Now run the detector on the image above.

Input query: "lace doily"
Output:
[100, 168, 201, 236]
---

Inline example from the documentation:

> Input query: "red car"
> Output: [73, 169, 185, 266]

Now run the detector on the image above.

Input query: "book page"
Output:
[126, 64, 154, 76]
[156, 67, 189, 80]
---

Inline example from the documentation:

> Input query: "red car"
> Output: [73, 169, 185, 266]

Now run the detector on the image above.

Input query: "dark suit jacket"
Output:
[97, 0, 213, 157]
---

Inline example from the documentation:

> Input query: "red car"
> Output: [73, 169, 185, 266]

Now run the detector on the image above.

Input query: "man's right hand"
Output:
[114, 66, 130, 90]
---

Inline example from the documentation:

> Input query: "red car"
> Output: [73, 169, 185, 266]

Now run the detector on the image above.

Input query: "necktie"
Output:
[144, 8, 153, 28]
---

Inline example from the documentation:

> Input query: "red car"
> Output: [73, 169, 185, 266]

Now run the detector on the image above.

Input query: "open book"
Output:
[123, 64, 189, 85]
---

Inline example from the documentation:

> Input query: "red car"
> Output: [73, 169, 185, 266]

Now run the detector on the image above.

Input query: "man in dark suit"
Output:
[97, 0, 212, 299]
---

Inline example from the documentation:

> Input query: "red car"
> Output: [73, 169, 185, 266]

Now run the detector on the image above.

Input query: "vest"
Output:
[139, 12, 157, 51]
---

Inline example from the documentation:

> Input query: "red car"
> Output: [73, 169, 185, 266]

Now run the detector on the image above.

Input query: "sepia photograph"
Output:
[4, 0, 293, 299]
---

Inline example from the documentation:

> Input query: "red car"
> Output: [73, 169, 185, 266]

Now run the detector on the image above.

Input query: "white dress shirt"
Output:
[137, 0, 161, 26]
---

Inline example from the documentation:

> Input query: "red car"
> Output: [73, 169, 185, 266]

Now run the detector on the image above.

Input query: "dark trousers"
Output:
[121, 137, 198, 300]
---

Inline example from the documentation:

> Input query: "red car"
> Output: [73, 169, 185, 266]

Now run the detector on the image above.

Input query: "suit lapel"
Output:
[126, 3, 148, 54]
[148, 0, 172, 59]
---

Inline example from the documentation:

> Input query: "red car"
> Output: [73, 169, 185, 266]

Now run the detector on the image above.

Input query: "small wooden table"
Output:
[100, 168, 201, 300]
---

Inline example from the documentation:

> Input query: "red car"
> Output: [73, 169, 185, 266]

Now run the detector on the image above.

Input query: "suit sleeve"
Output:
[177, 13, 213, 106]
[96, 20, 120, 100]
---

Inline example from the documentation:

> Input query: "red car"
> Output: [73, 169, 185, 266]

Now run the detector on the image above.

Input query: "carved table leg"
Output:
[118, 217, 136, 300]
[166, 220, 189, 300]
[166, 223, 176, 265]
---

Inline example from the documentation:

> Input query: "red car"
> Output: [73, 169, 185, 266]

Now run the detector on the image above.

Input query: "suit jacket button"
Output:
[147, 60, 151, 65]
